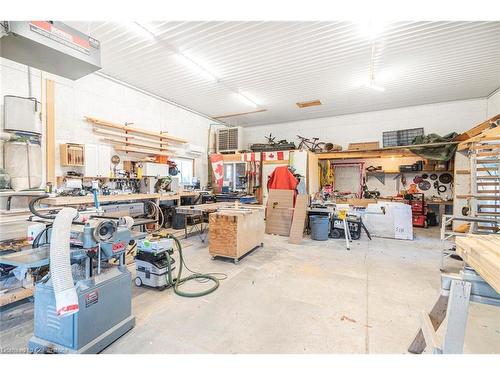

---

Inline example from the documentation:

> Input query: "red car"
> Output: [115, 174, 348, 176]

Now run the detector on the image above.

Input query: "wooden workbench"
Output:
[40, 191, 200, 206]
[208, 207, 265, 263]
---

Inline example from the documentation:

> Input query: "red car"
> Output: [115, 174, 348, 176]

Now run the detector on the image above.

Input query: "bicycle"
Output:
[296, 135, 334, 152]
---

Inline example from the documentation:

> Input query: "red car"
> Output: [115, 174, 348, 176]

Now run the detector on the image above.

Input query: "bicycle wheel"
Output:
[323, 142, 334, 151]
[315, 142, 326, 152]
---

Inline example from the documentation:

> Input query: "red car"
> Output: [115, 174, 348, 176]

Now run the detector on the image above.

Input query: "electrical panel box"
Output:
[216, 127, 242, 153]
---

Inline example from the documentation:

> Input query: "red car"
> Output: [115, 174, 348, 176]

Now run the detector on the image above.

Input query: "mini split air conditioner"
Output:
[216, 127, 243, 153]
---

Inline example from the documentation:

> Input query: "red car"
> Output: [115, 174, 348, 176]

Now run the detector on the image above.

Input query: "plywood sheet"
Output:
[289, 195, 309, 244]
[266, 189, 294, 208]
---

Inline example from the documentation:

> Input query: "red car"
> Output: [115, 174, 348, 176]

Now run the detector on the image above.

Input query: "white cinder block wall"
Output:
[243, 97, 496, 199]
[243, 99, 489, 149]
[0, 57, 216, 187]
[487, 88, 500, 118]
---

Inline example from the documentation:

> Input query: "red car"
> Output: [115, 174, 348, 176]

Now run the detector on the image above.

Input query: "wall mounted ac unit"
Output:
[216, 127, 242, 153]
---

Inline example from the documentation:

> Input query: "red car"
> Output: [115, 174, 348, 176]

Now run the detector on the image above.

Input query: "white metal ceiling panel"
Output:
[67, 21, 500, 126]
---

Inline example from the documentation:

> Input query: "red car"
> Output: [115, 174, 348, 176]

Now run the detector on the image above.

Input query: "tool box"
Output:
[407, 193, 428, 228]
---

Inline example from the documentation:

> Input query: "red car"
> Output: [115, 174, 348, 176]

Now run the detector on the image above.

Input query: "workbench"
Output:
[208, 207, 265, 263]
[40, 191, 200, 206]
[426, 200, 453, 224]
[175, 202, 264, 241]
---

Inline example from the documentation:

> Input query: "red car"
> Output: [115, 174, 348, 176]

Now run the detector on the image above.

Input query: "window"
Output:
[223, 162, 246, 191]
[171, 157, 194, 185]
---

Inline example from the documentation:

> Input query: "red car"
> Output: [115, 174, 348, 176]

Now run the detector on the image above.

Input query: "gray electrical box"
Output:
[4, 95, 42, 134]
[0, 21, 101, 80]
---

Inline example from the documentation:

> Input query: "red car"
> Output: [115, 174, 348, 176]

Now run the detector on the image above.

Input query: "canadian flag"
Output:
[210, 154, 224, 189]
[262, 151, 289, 161]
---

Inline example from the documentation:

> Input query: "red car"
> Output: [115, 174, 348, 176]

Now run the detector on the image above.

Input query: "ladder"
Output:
[469, 137, 500, 233]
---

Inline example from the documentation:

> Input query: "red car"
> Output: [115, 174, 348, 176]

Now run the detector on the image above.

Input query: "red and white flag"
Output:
[210, 154, 224, 190]
[241, 152, 261, 162]
[262, 151, 289, 161]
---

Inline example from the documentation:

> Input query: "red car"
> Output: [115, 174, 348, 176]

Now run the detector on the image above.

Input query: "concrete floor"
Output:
[1, 228, 499, 354]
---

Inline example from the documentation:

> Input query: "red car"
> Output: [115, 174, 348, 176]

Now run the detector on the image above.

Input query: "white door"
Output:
[84, 144, 99, 177]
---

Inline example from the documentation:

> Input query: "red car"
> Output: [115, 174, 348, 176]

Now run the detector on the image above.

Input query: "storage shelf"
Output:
[366, 169, 453, 175]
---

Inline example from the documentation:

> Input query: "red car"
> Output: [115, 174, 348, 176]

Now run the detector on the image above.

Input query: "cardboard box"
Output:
[348, 141, 380, 151]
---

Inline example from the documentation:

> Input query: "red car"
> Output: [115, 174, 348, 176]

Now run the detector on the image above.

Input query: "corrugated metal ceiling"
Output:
[69, 21, 500, 126]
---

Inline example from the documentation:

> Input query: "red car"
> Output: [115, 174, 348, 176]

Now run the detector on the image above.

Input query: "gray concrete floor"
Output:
[1, 228, 499, 354]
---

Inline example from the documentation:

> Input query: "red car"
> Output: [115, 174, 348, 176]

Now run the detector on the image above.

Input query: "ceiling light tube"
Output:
[175, 53, 218, 83]
[235, 92, 258, 108]
[366, 81, 386, 92]
[129, 22, 156, 40]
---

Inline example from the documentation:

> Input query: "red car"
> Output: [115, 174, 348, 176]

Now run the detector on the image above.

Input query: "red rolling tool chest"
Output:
[407, 193, 427, 228]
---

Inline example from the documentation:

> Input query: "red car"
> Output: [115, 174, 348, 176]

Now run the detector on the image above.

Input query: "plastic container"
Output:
[309, 215, 330, 241]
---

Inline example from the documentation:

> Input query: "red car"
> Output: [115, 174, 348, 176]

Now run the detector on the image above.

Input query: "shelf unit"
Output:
[85, 116, 187, 158]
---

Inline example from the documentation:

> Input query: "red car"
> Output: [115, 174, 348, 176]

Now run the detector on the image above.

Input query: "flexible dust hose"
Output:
[29, 195, 57, 219]
[166, 235, 220, 298]
[50, 207, 79, 316]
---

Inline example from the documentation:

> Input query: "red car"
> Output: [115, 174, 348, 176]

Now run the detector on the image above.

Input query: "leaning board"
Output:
[455, 234, 500, 293]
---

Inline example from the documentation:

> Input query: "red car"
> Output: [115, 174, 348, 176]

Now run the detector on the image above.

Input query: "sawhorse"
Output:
[408, 268, 500, 354]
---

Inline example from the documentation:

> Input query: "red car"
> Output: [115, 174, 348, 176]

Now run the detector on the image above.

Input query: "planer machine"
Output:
[22, 210, 146, 354]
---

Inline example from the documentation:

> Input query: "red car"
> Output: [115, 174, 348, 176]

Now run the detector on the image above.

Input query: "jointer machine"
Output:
[0, 202, 146, 354]
[30, 208, 146, 353]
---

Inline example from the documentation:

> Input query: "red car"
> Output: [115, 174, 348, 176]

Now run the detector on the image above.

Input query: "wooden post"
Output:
[45, 79, 56, 185]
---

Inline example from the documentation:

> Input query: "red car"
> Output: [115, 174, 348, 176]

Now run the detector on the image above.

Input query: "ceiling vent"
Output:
[296, 100, 322, 108]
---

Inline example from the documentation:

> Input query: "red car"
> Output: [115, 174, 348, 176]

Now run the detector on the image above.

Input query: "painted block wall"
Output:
[243, 99, 488, 150]
[0, 57, 214, 188]
[487, 88, 500, 118]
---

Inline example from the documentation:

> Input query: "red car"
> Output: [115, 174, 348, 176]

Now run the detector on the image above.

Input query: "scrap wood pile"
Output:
[455, 234, 500, 293]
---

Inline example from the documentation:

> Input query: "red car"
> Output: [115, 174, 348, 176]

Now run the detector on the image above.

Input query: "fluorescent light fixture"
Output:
[234, 92, 258, 108]
[175, 52, 218, 83]
[359, 20, 386, 40]
[129, 22, 156, 40]
[365, 80, 386, 92]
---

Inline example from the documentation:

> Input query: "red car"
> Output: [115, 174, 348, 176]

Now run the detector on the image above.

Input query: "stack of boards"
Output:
[455, 234, 500, 293]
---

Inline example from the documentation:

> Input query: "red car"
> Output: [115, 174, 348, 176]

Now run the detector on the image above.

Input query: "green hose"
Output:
[164, 235, 220, 298]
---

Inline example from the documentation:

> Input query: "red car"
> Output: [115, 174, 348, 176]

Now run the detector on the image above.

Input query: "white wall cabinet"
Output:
[142, 162, 168, 177]
[84, 144, 111, 177]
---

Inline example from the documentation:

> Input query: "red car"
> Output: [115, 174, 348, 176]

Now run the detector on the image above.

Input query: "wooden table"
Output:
[175, 203, 264, 241]
[41, 193, 160, 206]
[208, 207, 265, 263]
[427, 200, 453, 224]
[40, 192, 201, 230]
[41, 191, 200, 206]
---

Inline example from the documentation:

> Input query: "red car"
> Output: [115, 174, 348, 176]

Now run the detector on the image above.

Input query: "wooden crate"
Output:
[209, 209, 265, 263]
[348, 141, 380, 151]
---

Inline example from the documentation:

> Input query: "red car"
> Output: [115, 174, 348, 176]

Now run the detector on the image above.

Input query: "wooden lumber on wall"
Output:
[85, 116, 188, 143]
[454, 114, 500, 142]
[45, 79, 56, 184]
